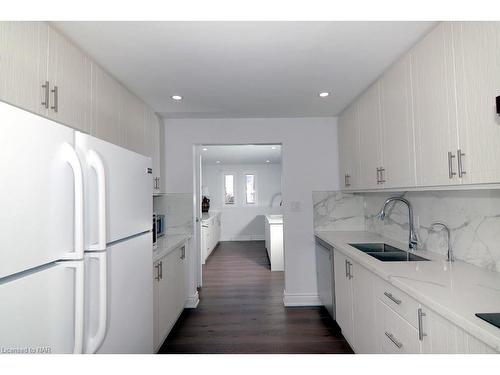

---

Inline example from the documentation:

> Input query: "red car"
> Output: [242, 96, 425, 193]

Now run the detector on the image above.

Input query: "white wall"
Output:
[202, 163, 282, 241]
[162, 117, 339, 306]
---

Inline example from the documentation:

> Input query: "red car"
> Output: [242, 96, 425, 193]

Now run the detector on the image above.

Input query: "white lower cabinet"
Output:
[153, 243, 187, 351]
[333, 249, 377, 353]
[333, 249, 497, 354]
[201, 213, 221, 264]
[376, 299, 420, 354]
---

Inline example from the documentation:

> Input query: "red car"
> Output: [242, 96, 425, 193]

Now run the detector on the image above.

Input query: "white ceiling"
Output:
[53, 21, 436, 118]
[201, 145, 281, 165]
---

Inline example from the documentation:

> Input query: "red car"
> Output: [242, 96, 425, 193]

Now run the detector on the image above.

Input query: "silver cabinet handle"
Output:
[347, 261, 353, 279]
[180, 246, 186, 260]
[159, 261, 163, 280]
[344, 173, 351, 187]
[345, 259, 349, 278]
[41, 81, 50, 109]
[447, 151, 456, 179]
[376, 168, 381, 184]
[379, 167, 386, 184]
[384, 291, 402, 305]
[457, 149, 466, 178]
[51, 85, 59, 113]
[155, 263, 160, 281]
[418, 308, 427, 341]
[385, 332, 403, 349]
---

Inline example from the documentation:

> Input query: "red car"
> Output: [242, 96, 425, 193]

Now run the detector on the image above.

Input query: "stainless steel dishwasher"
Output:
[315, 236, 335, 319]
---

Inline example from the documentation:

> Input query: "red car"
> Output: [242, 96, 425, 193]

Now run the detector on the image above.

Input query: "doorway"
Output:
[193, 144, 284, 288]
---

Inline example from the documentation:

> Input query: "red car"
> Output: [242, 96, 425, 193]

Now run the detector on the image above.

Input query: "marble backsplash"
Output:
[312, 190, 500, 272]
[153, 193, 193, 235]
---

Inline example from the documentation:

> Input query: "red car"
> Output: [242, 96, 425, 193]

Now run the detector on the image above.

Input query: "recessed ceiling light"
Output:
[318, 92, 330, 98]
[216, 160, 221, 164]
[266, 160, 271, 163]
[202, 147, 208, 151]
[171, 95, 182, 101]
[271, 146, 277, 150]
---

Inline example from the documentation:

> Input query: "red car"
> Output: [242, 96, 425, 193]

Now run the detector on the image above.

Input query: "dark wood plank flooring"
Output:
[158, 240, 353, 354]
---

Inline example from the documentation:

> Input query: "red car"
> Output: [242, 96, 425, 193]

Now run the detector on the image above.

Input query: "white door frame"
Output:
[192, 142, 284, 290]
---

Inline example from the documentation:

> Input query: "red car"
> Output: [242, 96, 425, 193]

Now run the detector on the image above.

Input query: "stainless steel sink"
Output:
[348, 243, 429, 262]
[348, 243, 404, 253]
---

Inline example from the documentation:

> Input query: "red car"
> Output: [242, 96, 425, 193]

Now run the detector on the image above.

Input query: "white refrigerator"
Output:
[0, 101, 153, 354]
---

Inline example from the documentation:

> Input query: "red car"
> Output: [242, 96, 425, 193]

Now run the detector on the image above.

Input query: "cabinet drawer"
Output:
[377, 300, 420, 354]
[375, 277, 419, 328]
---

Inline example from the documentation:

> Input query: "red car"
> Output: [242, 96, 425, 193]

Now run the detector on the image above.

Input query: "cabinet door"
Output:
[351, 263, 377, 353]
[122, 89, 146, 154]
[333, 250, 353, 345]
[153, 260, 160, 350]
[90, 63, 124, 147]
[47, 25, 91, 132]
[0, 21, 49, 115]
[453, 22, 500, 184]
[412, 22, 459, 187]
[358, 82, 383, 189]
[152, 113, 161, 192]
[420, 306, 467, 354]
[157, 254, 177, 343]
[376, 300, 420, 354]
[380, 54, 416, 188]
[175, 246, 187, 313]
[338, 103, 359, 190]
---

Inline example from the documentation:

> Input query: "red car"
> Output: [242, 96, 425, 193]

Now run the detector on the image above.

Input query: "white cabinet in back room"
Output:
[46, 25, 91, 133]
[0, 22, 49, 116]
[144, 109, 162, 193]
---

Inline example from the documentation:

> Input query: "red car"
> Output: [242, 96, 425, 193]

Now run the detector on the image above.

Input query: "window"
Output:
[245, 174, 256, 204]
[224, 174, 235, 205]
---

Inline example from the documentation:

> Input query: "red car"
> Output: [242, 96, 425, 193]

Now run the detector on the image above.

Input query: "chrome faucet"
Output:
[431, 222, 453, 262]
[377, 197, 419, 251]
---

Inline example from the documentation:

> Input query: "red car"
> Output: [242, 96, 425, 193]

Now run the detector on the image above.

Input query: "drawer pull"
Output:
[385, 332, 403, 349]
[418, 308, 427, 341]
[384, 291, 402, 305]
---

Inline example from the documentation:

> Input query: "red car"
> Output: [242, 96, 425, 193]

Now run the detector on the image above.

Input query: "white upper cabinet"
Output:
[338, 103, 359, 190]
[47, 26, 91, 133]
[90, 63, 125, 147]
[122, 89, 147, 155]
[380, 54, 416, 188]
[357, 81, 383, 189]
[144, 109, 162, 193]
[0, 22, 49, 115]
[453, 22, 500, 185]
[412, 22, 459, 187]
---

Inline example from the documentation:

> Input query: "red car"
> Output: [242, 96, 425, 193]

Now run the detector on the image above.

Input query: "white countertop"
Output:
[315, 230, 500, 352]
[265, 214, 283, 225]
[201, 211, 220, 222]
[153, 233, 191, 262]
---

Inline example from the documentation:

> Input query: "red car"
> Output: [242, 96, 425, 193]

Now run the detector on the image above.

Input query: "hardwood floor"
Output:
[158, 240, 353, 354]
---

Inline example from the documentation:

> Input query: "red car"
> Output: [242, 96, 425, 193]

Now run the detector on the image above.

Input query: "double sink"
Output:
[348, 243, 429, 262]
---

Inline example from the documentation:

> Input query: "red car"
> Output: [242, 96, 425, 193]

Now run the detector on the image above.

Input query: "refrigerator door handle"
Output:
[85, 252, 108, 353]
[58, 260, 85, 354]
[60, 142, 84, 260]
[87, 149, 107, 251]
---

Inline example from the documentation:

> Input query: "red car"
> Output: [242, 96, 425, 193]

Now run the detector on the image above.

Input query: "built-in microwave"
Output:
[152, 213, 165, 249]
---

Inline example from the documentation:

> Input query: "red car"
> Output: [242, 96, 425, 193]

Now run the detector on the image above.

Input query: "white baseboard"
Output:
[283, 292, 322, 307]
[220, 235, 265, 241]
[185, 291, 200, 308]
